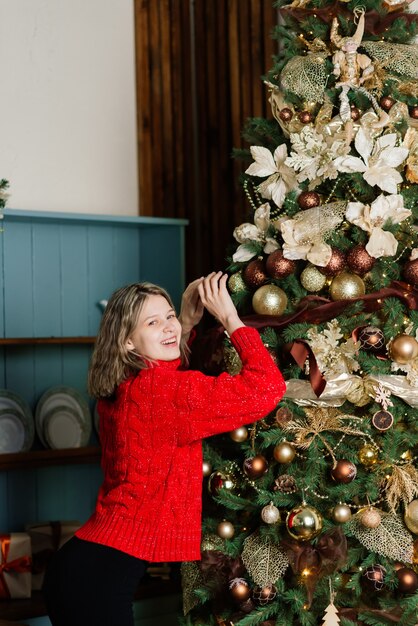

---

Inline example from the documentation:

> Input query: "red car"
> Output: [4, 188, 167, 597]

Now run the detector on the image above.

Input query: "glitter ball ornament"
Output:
[350, 106, 361, 121]
[331, 459, 357, 483]
[243, 455, 268, 479]
[297, 190, 321, 210]
[404, 499, 418, 534]
[397, 567, 418, 593]
[253, 583, 277, 605]
[359, 507, 382, 528]
[286, 503, 323, 541]
[372, 409, 394, 431]
[228, 271, 247, 294]
[329, 272, 365, 300]
[273, 441, 296, 464]
[230, 426, 249, 442]
[332, 503, 352, 523]
[298, 110, 313, 124]
[229, 578, 252, 602]
[208, 470, 237, 495]
[261, 502, 281, 524]
[403, 259, 418, 286]
[346, 244, 375, 275]
[274, 474, 296, 493]
[265, 250, 296, 279]
[410, 106, 418, 120]
[275, 406, 293, 427]
[389, 334, 418, 364]
[359, 326, 385, 352]
[319, 248, 346, 277]
[202, 460, 212, 477]
[217, 520, 235, 539]
[358, 445, 379, 466]
[243, 259, 268, 288]
[252, 285, 287, 315]
[380, 95, 396, 111]
[279, 107, 293, 122]
[362, 565, 386, 591]
[300, 265, 327, 292]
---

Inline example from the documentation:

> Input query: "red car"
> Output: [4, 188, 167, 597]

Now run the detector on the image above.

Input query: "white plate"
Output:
[43, 405, 85, 449]
[35, 386, 92, 447]
[0, 390, 35, 452]
[0, 408, 28, 453]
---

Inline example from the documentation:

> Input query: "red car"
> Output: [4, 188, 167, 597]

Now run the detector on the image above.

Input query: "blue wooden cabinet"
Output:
[0, 210, 187, 623]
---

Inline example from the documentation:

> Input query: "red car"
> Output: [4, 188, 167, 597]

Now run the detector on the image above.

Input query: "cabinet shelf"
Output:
[0, 336, 96, 345]
[0, 446, 101, 471]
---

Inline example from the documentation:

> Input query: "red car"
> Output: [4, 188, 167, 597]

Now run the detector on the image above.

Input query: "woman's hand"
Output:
[178, 277, 205, 337]
[198, 272, 244, 335]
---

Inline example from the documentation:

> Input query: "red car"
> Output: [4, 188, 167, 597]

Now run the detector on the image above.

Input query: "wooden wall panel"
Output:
[135, 0, 278, 279]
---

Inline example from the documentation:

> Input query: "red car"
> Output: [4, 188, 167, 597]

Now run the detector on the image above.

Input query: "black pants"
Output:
[43, 536, 147, 626]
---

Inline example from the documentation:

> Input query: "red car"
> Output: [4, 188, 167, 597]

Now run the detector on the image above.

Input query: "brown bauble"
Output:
[243, 454, 268, 479]
[410, 106, 418, 120]
[350, 106, 361, 121]
[229, 578, 252, 602]
[320, 248, 346, 277]
[266, 250, 296, 279]
[403, 259, 418, 286]
[298, 110, 313, 124]
[380, 95, 396, 111]
[359, 326, 385, 352]
[253, 584, 277, 605]
[230, 426, 249, 442]
[331, 459, 357, 483]
[279, 107, 293, 122]
[362, 565, 386, 592]
[297, 190, 321, 210]
[346, 244, 375, 275]
[359, 507, 382, 528]
[243, 259, 267, 288]
[396, 567, 418, 594]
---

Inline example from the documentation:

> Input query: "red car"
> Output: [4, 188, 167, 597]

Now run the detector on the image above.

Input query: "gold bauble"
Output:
[202, 460, 212, 477]
[332, 503, 352, 523]
[389, 334, 418, 364]
[261, 502, 281, 524]
[230, 426, 249, 442]
[405, 500, 418, 534]
[358, 445, 379, 466]
[273, 441, 296, 464]
[329, 272, 366, 301]
[252, 285, 287, 316]
[359, 507, 382, 529]
[300, 265, 327, 292]
[286, 503, 323, 541]
[217, 520, 235, 539]
[228, 271, 246, 294]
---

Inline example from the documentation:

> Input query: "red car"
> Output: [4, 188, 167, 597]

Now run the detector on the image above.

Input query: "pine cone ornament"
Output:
[274, 474, 297, 493]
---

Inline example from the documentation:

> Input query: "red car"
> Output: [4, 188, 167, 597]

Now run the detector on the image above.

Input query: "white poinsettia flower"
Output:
[410, 248, 418, 261]
[245, 144, 298, 208]
[345, 193, 411, 258]
[232, 203, 279, 262]
[334, 128, 409, 194]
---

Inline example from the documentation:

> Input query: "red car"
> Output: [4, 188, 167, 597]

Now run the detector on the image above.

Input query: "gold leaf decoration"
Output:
[347, 512, 413, 563]
[384, 464, 418, 512]
[241, 531, 289, 587]
[181, 561, 204, 615]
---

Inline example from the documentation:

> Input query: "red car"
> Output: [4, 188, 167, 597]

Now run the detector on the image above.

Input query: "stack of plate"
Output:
[35, 386, 92, 450]
[0, 390, 35, 454]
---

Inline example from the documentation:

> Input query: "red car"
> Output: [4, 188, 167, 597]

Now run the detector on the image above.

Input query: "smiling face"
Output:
[125, 294, 182, 362]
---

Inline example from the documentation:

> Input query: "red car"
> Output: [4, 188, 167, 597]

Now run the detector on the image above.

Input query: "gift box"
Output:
[26, 520, 80, 590]
[0, 532, 32, 599]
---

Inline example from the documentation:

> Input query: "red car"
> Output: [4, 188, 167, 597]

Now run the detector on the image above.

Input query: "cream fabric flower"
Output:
[345, 193, 411, 258]
[232, 203, 279, 262]
[334, 128, 409, 194]
[245, 144, 298, 208]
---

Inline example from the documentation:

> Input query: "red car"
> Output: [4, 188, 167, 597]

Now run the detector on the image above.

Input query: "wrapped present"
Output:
[0, 532, 32, 599]
[26, 520, 80, 590]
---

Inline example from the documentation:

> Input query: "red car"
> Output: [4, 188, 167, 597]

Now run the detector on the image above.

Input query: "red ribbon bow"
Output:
[0, 534, 32, 599]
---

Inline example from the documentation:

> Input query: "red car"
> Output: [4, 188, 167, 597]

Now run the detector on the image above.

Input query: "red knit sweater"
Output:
[76, 326, 286, 561]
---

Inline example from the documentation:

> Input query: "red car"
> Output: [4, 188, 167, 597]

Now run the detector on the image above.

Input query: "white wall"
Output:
[0, 0, 138, 215]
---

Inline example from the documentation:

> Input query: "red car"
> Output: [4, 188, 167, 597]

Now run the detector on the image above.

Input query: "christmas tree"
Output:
[181, 0, 418, 624]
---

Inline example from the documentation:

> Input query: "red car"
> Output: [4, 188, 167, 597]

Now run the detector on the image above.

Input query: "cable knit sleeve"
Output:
[177, 326, 286, 446]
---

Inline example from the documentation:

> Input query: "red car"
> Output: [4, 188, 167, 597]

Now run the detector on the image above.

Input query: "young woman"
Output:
[43, 272, 286, 626]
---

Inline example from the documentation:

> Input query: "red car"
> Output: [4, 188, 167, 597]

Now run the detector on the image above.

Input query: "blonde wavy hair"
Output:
[88, 282, 188, 399]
